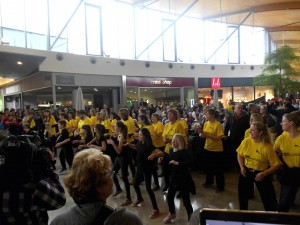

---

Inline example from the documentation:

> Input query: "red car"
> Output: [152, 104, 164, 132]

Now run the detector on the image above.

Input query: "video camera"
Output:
[0, 134, 52, 189]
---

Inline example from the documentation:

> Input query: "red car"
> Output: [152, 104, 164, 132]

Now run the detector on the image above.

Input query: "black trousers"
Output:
[113, 156, 131, 200]
[133, 170, 158, 210]
[203, 149, 225, 190]
[278, 167, 300, 212]
[238, 169, 278, 211]
[167, 177, 193, 220]
[59, 146, 74, 169]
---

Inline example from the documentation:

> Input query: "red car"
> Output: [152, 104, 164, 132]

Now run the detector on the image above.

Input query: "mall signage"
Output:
[211, 77, 221, 88]
[127, 77, 194, 87]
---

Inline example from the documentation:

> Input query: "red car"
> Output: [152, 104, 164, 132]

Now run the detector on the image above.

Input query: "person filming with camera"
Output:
[0, 132, 66, 225]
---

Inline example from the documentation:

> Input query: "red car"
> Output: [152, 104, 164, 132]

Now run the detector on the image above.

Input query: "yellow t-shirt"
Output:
[152, 121, 165, 148]
[237, 137, 281, 171]
[274, 132, 300, 168]
[203, 120, 224, 152]
[45, 116, 57, 137]
[97, 119, 113, 136]
[90, 116, 97, 126]
[78, 117, 93, 139]
[110, 119, 117, 133]
[144, 124, 155, 139]
[162, 121, 185, 154]
[244, 128, 250, 139]
[122, 116, 135, 143]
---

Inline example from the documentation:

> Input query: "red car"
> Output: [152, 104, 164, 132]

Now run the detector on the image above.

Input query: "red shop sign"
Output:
[211, 77, 221, 88]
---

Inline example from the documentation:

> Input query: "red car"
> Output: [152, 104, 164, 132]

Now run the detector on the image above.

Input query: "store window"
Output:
[255, 86, 274, 101]
[198, 87, 232, 107]
[233, 86, 254, 102]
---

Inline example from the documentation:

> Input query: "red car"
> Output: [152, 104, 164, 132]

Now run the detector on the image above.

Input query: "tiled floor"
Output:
[48, 167, 300, 225]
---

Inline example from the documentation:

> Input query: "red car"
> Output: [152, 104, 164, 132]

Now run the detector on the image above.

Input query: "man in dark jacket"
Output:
[227, 103, 249, 169]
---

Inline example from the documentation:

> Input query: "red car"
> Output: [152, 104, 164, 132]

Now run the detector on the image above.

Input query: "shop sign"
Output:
[211, 77, 221, 88]
[127, 77, 194, 87]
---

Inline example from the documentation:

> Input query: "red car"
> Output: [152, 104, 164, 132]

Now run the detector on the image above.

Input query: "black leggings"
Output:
[133, 171, 158, 210]
[113, 156, 131, 200]
[59, 146, 74, 169]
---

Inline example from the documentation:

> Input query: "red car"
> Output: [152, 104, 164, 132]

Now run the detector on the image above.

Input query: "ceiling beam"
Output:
[267, 26, 300, 32]
[203, 1, 300, 20]
[275, 40, 300, 44]
[252, 1, 300, 13]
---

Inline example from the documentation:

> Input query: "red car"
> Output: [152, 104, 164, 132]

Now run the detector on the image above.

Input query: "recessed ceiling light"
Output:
[17, 61, 23, 65]
[57, 87, 61, 90]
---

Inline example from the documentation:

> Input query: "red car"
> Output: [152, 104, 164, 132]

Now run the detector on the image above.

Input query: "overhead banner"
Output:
[126, 77, 194, 87]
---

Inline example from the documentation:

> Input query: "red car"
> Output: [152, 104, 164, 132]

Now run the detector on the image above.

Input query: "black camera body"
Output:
[0, 135, 52, 189]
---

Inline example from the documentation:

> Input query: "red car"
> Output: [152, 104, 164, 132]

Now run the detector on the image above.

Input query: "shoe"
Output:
[112, 190, 122, 197]
[152, 186, 160, 191]
[162, 186, 168, 192]
[149, 209, 160, 219]
[215, 188, 224, 193]
[202, 183, 213, 188]
[120, 199, 132, 206]
[58, 168, 67, 175]
[131, 199, 144, 207]
[163, 213, 176, 224]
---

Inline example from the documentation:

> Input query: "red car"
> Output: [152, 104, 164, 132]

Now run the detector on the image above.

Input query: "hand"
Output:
[148, 154, 155, 160]
[158, 157, 163, 164]
[169, 160, 179, 166]
[240, 167, 247, 177]
[255, 172, 266, 181]
[55, 143, 61, 148]
[107, 139, 113, 144]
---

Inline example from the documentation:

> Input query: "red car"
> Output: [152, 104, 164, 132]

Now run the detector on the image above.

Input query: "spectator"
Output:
[50, 149, 143, 225]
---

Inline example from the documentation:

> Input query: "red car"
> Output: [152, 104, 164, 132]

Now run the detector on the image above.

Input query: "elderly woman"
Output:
[50, 148, 142, 225]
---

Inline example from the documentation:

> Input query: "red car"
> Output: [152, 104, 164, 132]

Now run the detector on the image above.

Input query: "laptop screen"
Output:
[200, 208, 300, 225]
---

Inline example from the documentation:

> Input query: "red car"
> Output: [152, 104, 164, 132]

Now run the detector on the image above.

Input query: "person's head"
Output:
[167, 109, 178, 122]
[100, 109, 109, 120]
[234, 103, 243, 115]
[172, 133, 186, 151]
[250, 121, 270, 143]
[138, 127, 152, 146]
[77, 110, 87, 120]
[248, 103, 258, 114]
[109, 112, 120, 120]
[82, 125, 92, 136]
[68, 111, 76, 120]
[59, 112, 68, 120]
[58, 120, 67, 129]
[249, 113, 263, 125]
[206, 108, 217, 121]
[138, 114, 151, 126]
[115, 120, 127, 137]
[90, 108, 96, 116]
[259, 105, 268, 115]
[94, 124, 106, 136]
[281, 111, 300, 131]
[151, 113, 160, 123]
[64, 149, 112, 204]
[118, 108, 129, 120]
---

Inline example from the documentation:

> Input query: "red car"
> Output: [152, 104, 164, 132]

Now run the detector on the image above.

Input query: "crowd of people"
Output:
[0, 96, 299, 224]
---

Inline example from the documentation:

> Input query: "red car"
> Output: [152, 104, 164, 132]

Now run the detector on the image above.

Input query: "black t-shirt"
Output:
[57, 128, 72, 149]
[136, 142, 156, 173]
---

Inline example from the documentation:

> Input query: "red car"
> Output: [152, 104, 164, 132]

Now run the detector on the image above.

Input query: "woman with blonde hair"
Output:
[274, 111, 300, 212]
[163, 133, 195, 224]
[50, 149, 142, 225]
[237, 121, 281, 211]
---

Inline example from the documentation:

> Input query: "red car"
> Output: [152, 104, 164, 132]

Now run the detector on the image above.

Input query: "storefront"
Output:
[126, 77, 195, 108]
[198, 77, 274, 107]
